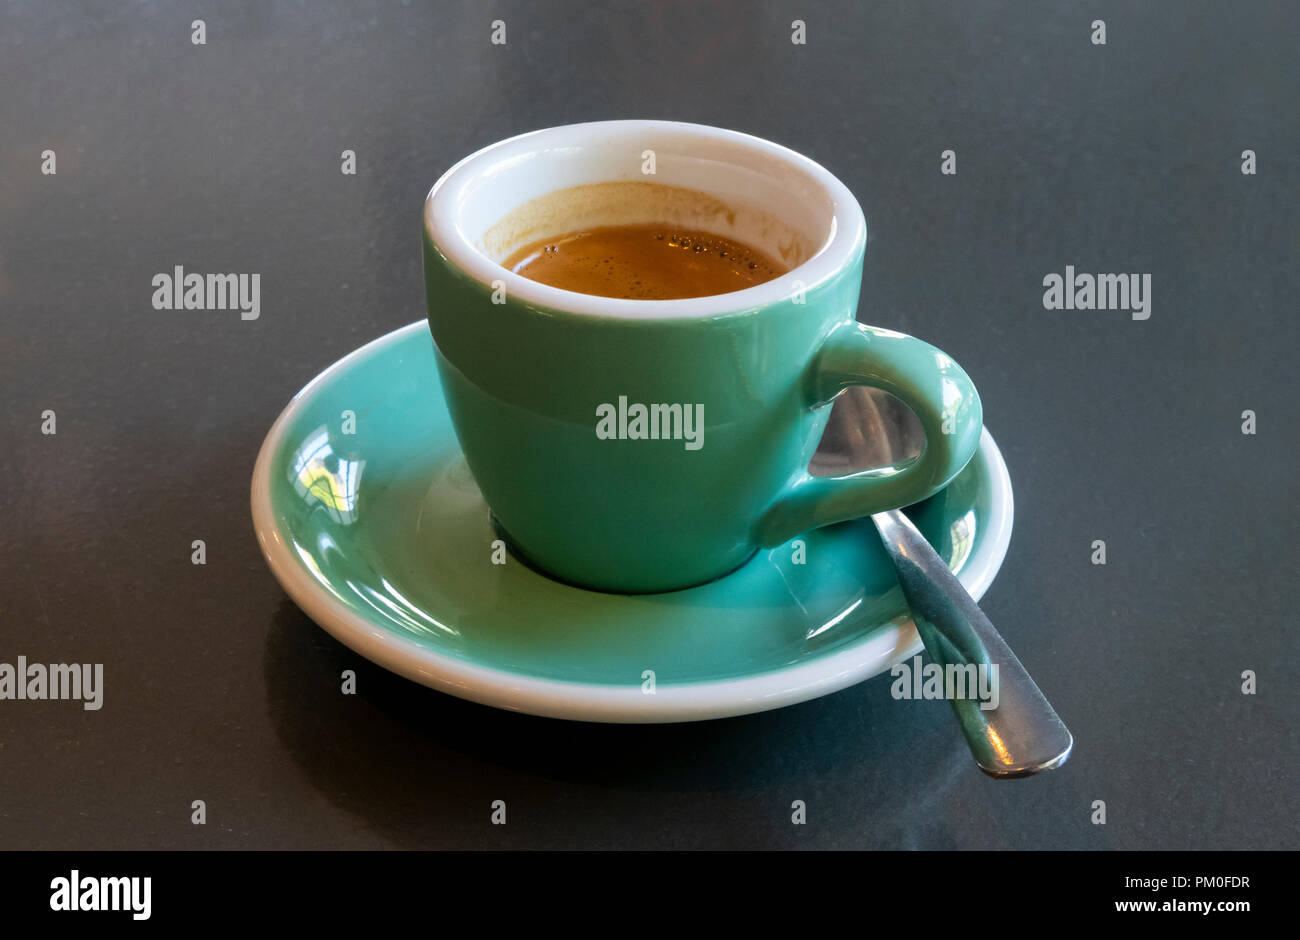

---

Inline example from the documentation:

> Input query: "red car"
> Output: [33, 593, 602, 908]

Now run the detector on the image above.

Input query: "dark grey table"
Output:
[2, 1, 1296, 850]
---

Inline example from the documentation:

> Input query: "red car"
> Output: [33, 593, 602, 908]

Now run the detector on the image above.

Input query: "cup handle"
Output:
[755, 321, 983, 547]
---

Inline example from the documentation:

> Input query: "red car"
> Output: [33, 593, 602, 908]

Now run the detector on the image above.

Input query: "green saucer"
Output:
[251, 322, 1013, 722]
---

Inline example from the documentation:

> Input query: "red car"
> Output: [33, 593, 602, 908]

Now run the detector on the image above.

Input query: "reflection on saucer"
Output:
[289, 425, 364, 525]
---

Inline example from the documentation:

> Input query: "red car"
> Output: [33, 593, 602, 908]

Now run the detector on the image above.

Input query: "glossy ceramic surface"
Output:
[250, 322, 1013, 722]
[422, 121, 983, 591]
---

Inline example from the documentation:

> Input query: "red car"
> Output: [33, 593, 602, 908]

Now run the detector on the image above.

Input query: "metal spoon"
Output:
[810, 386, 1073, 778]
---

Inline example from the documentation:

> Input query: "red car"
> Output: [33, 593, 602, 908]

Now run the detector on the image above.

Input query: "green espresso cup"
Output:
[422, 120, 982, 593]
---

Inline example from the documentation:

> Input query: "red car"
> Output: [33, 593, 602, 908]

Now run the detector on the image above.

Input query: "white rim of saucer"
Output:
[251, 321, 1014, 723]
[423, 120, 866, 321]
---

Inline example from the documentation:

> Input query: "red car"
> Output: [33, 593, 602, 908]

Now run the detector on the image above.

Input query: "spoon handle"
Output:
[872, 509, 1073, 777]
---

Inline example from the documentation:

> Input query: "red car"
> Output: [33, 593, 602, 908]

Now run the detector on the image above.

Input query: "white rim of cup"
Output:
[423, 119, 867, 320]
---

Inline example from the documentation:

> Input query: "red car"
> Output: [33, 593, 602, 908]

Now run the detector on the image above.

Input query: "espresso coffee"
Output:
[503, 224, 788, 300]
